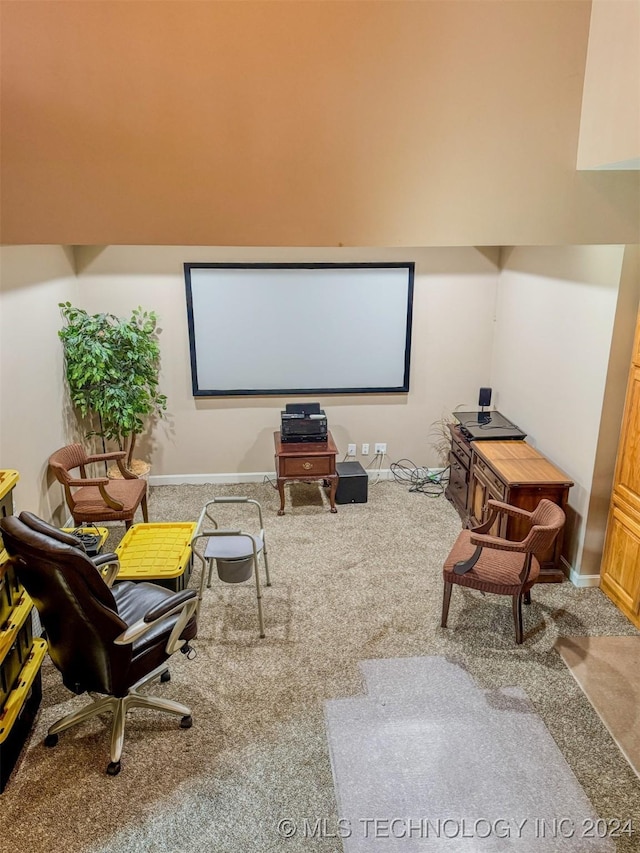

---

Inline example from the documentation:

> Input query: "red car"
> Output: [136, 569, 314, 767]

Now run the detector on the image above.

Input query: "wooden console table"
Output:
[445, 426, 573, 582]
[273, 430, 338, 515]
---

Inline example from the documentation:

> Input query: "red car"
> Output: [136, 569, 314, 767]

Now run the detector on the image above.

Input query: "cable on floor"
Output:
[390, 458, 449, 497]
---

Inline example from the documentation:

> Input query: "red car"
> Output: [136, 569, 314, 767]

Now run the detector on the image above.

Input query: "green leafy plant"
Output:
[58, 303, 167, 468]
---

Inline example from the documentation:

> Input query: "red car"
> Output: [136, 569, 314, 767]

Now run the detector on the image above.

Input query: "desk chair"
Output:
[192, 497, 271, 638]
[17, 512, 121, 586]
[48, 443, 148, 530]
[441, 499, 565, 644]
[1, 512, 198, 775]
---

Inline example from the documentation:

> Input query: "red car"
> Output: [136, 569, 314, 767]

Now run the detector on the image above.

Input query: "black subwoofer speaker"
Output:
[335, 461, 368, 504]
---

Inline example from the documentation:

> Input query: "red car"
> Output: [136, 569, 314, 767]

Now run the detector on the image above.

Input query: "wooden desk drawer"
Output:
[281, 456, 333, 477]
[447, 464, 468, 507]
[473, 456, 506, 499]
[451, 436, 471, 468]
[449, 450, 469, 479]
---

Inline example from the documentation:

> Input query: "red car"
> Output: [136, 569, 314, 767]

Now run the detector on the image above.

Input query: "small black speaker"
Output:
[335, 461, 368, 504]
[478, 387, 492, 408]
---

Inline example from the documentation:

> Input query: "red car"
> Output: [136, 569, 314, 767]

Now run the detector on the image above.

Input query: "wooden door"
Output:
[600, 317, 640, 627]
[600, 497, 640, 629]
[612, 365, 640, 515]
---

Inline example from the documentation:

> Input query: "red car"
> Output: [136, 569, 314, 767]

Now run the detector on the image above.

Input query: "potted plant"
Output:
[428, 405, 469, 467]
[58, 303, 167, 475]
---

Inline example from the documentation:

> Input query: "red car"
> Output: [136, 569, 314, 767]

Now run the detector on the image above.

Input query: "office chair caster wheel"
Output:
[106, 761, 121, 776]
[180, 715, 193, 729]
[44, 733, 59, 748]
[160, 670, 171, 683]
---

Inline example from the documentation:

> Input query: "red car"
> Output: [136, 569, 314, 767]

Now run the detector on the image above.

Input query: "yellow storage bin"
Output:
[0, 638, 46, 792]
[0, 470, 19, 552]
[115, 522, 197, 591]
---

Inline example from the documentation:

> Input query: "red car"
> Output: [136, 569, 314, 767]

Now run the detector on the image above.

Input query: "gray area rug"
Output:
[0, 480, 638, 853]
[326, 656, 615, 851]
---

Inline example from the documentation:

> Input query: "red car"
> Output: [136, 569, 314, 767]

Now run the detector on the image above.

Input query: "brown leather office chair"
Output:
[1, 512, 198, 775]
[441, 499, 566, 644]
[48, 444, 148, 530]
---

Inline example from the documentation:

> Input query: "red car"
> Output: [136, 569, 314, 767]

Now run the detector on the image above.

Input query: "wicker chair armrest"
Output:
[85, 452, 138, 480]
[485, 499, 533, 521]
[94, 482, 123, 511]
[85, 450, 126, 464]
[68, 475, 110, 487]
[469, 531, 529, 553]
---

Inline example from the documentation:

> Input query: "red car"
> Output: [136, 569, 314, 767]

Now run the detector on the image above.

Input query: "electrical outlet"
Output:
[347, 443, 357, 457]
[361, 443, 370, 455]
[375, 443, 387, 455]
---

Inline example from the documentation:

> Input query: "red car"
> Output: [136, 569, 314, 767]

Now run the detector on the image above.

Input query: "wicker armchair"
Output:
[48, 444, 148, 530]
[441, 498, 565, 644]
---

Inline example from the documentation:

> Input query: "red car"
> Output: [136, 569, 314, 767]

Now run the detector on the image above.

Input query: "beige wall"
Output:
[1, 0, 638, 246]
[0, 244, 499, 517]
[71, 245, 498, 477]
[491, 245, 634, 578]
[578, 0, 640, 169]
[1, 243, 632, 581]
[0, 246, 78, 523]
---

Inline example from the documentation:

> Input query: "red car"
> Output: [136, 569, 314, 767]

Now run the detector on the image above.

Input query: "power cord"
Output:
[263, 473, 278, 489]
[390, 458, 449, 497]
[366, 451, 386, 486]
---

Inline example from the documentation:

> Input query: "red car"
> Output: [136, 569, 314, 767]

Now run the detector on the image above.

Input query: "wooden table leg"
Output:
[277, 479, 286, 516]
[328, 475, 338, 513]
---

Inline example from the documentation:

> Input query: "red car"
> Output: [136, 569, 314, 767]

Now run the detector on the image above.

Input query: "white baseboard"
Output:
[149, 469, 397, 486]
[567, 567, 602, 588]
[149, 472, 274, 486]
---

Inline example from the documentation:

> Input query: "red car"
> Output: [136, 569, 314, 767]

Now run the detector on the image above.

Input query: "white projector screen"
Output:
[184, 263, 414, 396]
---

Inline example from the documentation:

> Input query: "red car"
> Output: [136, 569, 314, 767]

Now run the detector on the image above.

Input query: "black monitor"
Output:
[454, 410, 526, 441]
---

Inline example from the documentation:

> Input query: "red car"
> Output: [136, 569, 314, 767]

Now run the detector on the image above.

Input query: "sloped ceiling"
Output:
[1, 1, 638, 246]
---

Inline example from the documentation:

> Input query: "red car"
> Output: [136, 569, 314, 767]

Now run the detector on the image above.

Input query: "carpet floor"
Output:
[0, 480, 639, 853]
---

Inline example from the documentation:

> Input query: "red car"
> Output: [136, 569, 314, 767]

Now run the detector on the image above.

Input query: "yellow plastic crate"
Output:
[0, 471, 19, 552]
[0, 638, 47, 744]
[115, 522, 197, 591]
[0, 471, 19, 503]
[0, 593, 33, 666]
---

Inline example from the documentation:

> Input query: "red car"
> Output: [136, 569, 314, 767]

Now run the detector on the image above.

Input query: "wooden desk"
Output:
[469, 440, 573, 582]
[273, 431, 338, 515]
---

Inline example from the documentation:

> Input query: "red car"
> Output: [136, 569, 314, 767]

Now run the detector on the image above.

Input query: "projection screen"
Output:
[184, 262, 414, 396]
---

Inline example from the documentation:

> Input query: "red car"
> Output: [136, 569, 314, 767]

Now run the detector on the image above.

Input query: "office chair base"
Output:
[45, 665, 192, 772]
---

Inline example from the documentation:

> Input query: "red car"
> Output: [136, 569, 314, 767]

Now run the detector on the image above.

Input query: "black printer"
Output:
[280, 403, 328, 443]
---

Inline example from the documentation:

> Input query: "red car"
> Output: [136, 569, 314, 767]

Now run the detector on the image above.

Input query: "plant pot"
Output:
[215, 556, 254, 584]
[107, 459, 151, 481]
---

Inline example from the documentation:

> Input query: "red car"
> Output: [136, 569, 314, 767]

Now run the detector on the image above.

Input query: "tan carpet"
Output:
[0, 481, 639, 853]
[556, 636, 640, 780]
